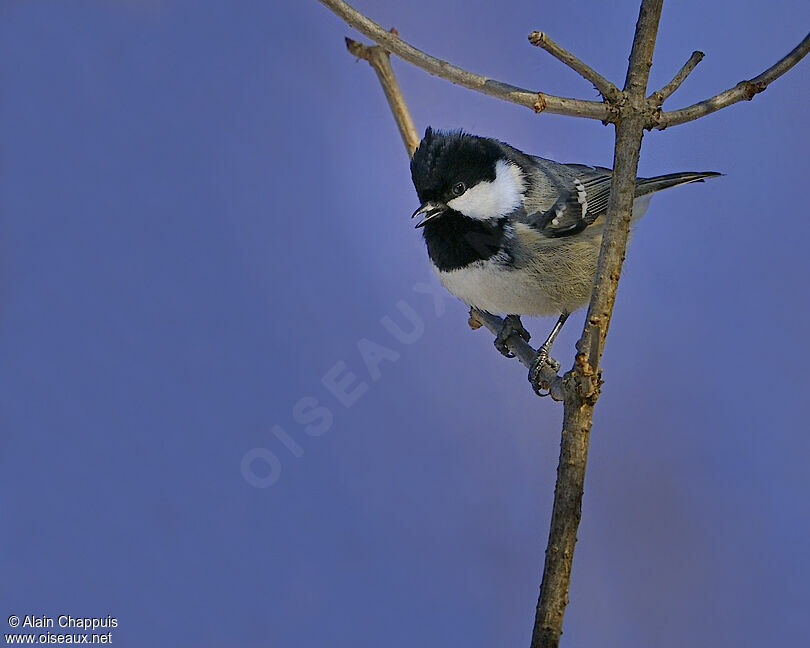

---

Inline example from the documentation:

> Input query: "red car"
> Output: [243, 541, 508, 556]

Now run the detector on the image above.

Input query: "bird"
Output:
[409, 127, 721, 393]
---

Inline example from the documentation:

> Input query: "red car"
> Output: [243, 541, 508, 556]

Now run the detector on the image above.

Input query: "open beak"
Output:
[411, 201, 447, 228]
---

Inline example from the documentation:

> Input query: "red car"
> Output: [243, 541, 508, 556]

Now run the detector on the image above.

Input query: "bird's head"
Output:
[410, 128, 526, 228]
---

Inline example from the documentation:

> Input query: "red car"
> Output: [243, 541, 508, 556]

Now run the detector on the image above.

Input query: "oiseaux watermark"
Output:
[241, 281, 449, 488]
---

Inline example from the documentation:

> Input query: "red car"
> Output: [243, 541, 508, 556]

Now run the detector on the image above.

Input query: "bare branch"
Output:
[319, 0, 615, 122]
[648, 50, 704, 105]
[654, 31, 810, 128]
[528, 31, 622, 103]
[345, 35, 420, 155]
[531, 2, 665, 647]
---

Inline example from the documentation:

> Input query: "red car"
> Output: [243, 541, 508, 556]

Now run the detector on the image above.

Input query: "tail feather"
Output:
[636, 171, 723, 196]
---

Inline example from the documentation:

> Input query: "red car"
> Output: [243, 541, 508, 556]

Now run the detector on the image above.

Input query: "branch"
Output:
[648, 50, 704, 105]
[531, 2, 665, 647]
[345, 35, 420, 155]
[654, 31, 810, 128]
[528, 31, 622, 103]
[319, 0, 615, 122]
[468, 310, 536, 368]
[469, 309, 565, 401]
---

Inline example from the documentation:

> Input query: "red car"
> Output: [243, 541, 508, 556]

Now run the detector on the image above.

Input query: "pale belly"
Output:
[433, 261, 579, 316]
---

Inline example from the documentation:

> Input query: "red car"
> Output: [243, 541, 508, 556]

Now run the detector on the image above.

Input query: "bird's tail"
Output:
[636, 171, 723, 196]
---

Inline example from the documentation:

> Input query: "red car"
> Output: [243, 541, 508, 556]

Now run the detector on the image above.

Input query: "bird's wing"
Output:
[520, 163, 613, 238]
[520, 160, 720, 238]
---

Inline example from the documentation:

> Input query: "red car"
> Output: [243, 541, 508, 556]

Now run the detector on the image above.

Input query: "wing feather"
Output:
[520, 161, 719, 238]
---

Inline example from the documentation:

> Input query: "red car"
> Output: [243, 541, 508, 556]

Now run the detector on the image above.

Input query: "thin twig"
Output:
[469, 310, 536, 367]
[345, 35, 420, 154]
[654, 31, 810, 128]
[528, 31, 622, 103]
[648, 50, 704, 105]
[469, 309, 565, 401]
[531, 2, 665, 647]
[319, 0, 615, 122]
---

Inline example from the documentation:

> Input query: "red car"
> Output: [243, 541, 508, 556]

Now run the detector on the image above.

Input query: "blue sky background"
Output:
[1, 1, 808, 646]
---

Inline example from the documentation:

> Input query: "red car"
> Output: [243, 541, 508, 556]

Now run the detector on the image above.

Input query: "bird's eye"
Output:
[452, 182, 466, 197]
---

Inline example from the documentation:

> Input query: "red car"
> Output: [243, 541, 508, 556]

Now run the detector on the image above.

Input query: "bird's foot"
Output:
[529, 345, 560, 397]
[494, 314, 531, 358]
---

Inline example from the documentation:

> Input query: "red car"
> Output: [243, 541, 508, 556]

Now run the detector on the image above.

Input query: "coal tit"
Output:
[410, 128, 720, 389]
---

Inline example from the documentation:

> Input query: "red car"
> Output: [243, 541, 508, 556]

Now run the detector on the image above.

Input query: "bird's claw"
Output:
[494, 315, 531, 358]
[529, 346, 560, 396]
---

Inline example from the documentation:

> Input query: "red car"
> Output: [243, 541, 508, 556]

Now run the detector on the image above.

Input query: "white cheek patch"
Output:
[447, 160, 524, 220]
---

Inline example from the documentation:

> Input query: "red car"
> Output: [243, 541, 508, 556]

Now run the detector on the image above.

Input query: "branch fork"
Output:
[322, 0, 808, 130]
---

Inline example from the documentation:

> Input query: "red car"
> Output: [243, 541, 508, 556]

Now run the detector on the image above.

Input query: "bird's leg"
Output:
[529, 311, 569, 395]
[493, 314, 531, 358]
